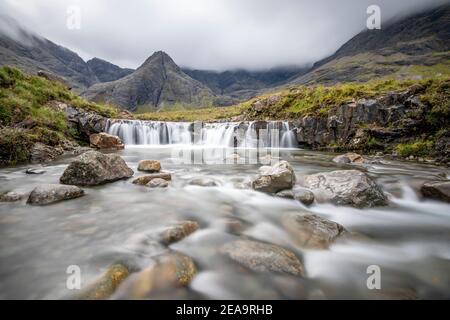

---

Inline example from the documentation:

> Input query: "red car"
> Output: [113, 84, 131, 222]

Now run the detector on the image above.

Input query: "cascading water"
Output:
[106, 119, 299, 148]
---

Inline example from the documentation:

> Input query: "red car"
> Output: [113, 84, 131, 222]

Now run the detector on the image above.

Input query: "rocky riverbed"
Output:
[0, 146, 449, 299]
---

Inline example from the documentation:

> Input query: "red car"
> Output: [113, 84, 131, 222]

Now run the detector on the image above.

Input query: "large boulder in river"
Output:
[221, 239, 304, 276]
[332, 152, 366, 164]
[60, 151, 134, 186]
[252, 161, 296, 193]
[138, 160, 161, 173]
[89, 132, 124, 150]
[421, 181, 450, 203]
[303, 170, 387, 208]
[281, 213, 347, 249]
[27, 184, 84, 205]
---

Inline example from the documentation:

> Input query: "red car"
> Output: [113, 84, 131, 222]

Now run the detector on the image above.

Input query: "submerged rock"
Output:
[27, 184, 84, 205]
[220, 239, 304, 276]
[303, 170, 387, 208]
[74, 264, 130, 300]
[25, 168, 46, 175]
[114, 252, 196, 299]
[332, 152, 366, 164]
[281, 213, 347, 249]
[0, 191, 27, 202]
[147, 178, 169, 188]
[60, 151, 133, 186]
[157, 221, 200, 245]
[137, 160, 161, 173]
[132, 172, 172, 185]
[276, 187, 315, 205]
[252, 161, 296, 193]
[420, 181, 450, 203]
[89, 132, 124, 150]
[188, 178, 219, 187]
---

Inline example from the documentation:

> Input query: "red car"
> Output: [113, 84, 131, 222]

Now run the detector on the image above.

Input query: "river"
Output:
[0, 121, 449, 299]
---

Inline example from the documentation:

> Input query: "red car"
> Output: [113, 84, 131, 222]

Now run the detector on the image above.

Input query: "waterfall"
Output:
[106, 119, 298, 148]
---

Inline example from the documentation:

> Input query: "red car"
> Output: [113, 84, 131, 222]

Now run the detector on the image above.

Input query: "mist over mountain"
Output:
[290, 4, 450, 85]
[0, 15, 98, 90]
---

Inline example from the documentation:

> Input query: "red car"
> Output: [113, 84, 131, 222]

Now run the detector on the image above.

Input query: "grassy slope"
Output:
[0, 66, 118, 166]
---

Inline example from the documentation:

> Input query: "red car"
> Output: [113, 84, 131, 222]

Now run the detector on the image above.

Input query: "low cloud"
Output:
[0, 0, 447, 70]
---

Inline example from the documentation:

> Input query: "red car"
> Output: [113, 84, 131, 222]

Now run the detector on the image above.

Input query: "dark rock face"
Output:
[60, 151, 134, 186]
[221, 239, 304, 276]
[281, 213, 347, 249]
[86, 57, 134, 82]
[83, 51, 215, 111]
[303, 170, 388, 208]
[30, 142, 64, 164]
[421, 181, 450, 203]
[27, 184, 84, 205]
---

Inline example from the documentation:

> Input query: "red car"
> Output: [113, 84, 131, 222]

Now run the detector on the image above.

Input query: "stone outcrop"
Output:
[60, 151, 133, 186]
[27, 184, 84, 205]
[137, 160, 161, 173]
[89, 133, 124, 150]
[303, 170, 388, 208]
[252, 161, 296, 193]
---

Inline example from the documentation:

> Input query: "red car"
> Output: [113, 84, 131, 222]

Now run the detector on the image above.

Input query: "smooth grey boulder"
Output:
[221, 239, 304, 276]
[60, 151, 134, 186]
[188, 178, 219, 187]
[281, 212, 347, 249]
[252, 161, 296, 193]
[303, 170, 387, 208]
[27, 184, 84, 205]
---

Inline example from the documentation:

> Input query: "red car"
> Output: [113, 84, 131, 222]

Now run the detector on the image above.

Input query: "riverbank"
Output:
[1, 66, 449, 167]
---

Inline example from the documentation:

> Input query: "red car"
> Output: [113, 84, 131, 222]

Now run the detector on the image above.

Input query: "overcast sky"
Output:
[0, 0, 447, 70]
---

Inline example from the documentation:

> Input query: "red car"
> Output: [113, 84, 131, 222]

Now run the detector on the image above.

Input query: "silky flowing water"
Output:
[0, 145, 449, 299]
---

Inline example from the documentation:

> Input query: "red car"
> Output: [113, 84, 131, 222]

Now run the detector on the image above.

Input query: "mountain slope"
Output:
[87, 57, 134, 82]
[83, 51, 215, 111]
[0, 16, 99, 91]
[183, 67, 307, 95]
[290, 4, 450, 85]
